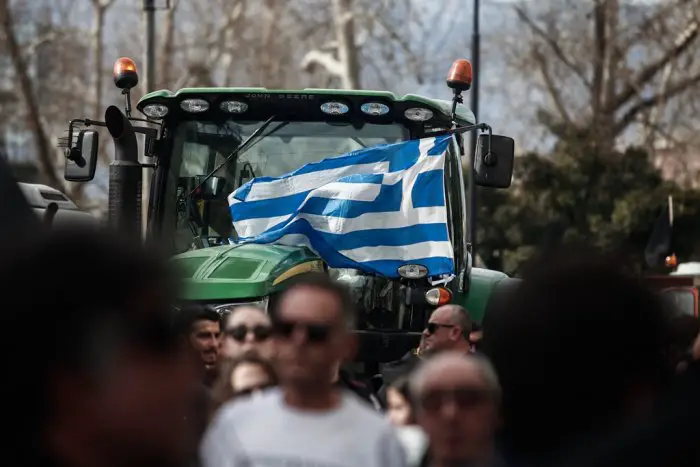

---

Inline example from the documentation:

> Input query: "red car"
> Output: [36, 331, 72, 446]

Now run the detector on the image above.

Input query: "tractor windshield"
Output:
[163, 120, 407, 253]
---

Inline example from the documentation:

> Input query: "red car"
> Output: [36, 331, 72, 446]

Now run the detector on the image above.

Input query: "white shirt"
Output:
[395, 426, 429, 467]
[201, 387, 407, 467]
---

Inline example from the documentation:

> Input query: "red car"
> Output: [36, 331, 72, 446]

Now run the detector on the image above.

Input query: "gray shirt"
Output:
[201, 388, 407, 467]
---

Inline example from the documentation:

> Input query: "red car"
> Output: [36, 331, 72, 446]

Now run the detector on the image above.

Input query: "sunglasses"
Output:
[272, 320, 333, 344]
[425, 322, 455, 335]
[233, 382, 276, 398]
[420, 387, 492, 411]
[224, 324, 272, 343]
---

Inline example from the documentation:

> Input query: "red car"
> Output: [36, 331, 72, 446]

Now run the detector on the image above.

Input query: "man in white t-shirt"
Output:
[200, 273, 407, 467]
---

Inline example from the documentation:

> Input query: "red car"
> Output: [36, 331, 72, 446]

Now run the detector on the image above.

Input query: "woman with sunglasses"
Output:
[220, 305, 276, 360]
[209, 353, 278, 420]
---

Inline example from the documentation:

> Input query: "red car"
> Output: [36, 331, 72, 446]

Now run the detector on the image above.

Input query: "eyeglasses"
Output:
[420, 387, 492, 411]
[272, 320, 333, 344]
[224, 324, 272, 343]
[425, 322, 455, 335]
[233, 382, 276, 398]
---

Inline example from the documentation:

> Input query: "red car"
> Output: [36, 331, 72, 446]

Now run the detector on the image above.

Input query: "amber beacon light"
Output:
[113, 57, 139, 90]
[446, 59, 473, 92]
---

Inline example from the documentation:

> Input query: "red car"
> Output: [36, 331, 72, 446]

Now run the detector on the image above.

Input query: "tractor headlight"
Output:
[404, 107, 433, 122]
[398, 264, 428, 279]
[142, 103, 169, 119]
[180, 98, 209, 113]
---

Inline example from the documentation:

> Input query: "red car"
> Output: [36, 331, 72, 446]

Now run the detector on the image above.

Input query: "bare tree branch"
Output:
[532, 46, 574, 126]
[613, 72, 700, 137]
[0, 0, 64, 190]
[301, 49, 345, 77]
[301, 0, 360, 89]
[514, 5, 591, 88]
[606, 10, 699, 113]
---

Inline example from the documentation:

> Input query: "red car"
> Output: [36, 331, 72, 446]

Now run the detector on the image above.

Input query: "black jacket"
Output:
[337, 368, 383, 410]
[377, 350, 422, 405]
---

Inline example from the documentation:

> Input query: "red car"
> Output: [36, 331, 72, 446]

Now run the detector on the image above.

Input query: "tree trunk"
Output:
[0, 0, 63, 190]
[332, 0, 361, 89]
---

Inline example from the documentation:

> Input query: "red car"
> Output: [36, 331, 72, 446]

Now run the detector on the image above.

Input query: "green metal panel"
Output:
[455, 267, 510, 324]
[171, 243, 320, 301]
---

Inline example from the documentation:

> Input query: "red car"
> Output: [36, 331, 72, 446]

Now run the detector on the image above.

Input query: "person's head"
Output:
[270, 273, 356, 390]
[410, 352, 501, 466]
[386, 376, 415, 426]
[210, 353, 278, 416]
[178, 305, 221, 370]
[221, 305, 275, 360]
[0, 227, 196, 467]
[420, 305, 472, 354]
[481, 249, 672, 463]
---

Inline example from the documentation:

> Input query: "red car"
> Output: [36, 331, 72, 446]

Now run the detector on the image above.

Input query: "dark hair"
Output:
[271, 272, 356, 328]
[482, 248, 672, 464]
[0, 227, 174, 461]
[388, 375, 416, 424]
[175, 304, 221, 336]
[209, 353, 278, 418]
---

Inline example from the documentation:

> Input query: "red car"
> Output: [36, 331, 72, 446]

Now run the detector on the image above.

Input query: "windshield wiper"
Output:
[189, 115, 284, 197]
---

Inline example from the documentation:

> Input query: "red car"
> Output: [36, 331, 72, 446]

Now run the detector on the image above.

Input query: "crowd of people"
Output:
[4, 227, 700, 467]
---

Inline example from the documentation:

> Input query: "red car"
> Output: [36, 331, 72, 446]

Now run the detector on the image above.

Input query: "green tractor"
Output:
[59, 57, 519, 371]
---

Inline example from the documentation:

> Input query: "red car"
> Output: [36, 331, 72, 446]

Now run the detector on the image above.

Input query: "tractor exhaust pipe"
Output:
[105, 105, 141, 238]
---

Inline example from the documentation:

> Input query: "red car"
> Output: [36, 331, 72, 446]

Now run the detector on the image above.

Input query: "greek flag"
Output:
[228, 135, 455, 279]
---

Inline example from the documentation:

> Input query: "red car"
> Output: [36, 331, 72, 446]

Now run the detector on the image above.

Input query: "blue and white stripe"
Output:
[228, 135, 455, 278]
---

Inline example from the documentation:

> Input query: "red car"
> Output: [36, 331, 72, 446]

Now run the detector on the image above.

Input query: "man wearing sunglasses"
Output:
[380, 305, 474, 405]
[201, 273, 407, 467]
[221, 305, 275, 361]
[420, 305, 473, 356]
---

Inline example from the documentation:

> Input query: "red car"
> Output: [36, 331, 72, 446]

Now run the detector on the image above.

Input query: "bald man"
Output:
[419, 305, 473, 356]
[221, 306, 276, 360]
[410, 352, 502, 467]
[379, 305, 473, 407]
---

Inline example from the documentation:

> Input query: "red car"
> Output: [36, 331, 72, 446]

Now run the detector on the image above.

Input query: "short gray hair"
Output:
[444, 304, 473, 338]
[409, 352, 501, 409]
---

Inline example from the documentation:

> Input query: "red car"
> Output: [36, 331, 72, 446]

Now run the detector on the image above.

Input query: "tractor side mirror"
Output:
[64, 130, 99, 182]
[474, 134, 514, 189]
[660, 287, 699, 318]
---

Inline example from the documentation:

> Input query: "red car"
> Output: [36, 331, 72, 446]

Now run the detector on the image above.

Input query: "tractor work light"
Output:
[320, 101, 349, 115]
[425, 287, 452, 306]
[446, 59, 473, 92]
[180, 98, 209, 113]
[113, 57, 138, 90]
[142, 103, 169, 119]
[361, 102, 390, 116]
[398, 264, 428, 279]
[220, 100, 248, 114]
[405, 108, 433, 122]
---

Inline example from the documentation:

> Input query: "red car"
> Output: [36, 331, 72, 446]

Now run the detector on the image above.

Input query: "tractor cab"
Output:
[59, 57, 517, 367]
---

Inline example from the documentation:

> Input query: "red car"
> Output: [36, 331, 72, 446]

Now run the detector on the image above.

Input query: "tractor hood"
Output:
[171, 244, 322, 301]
